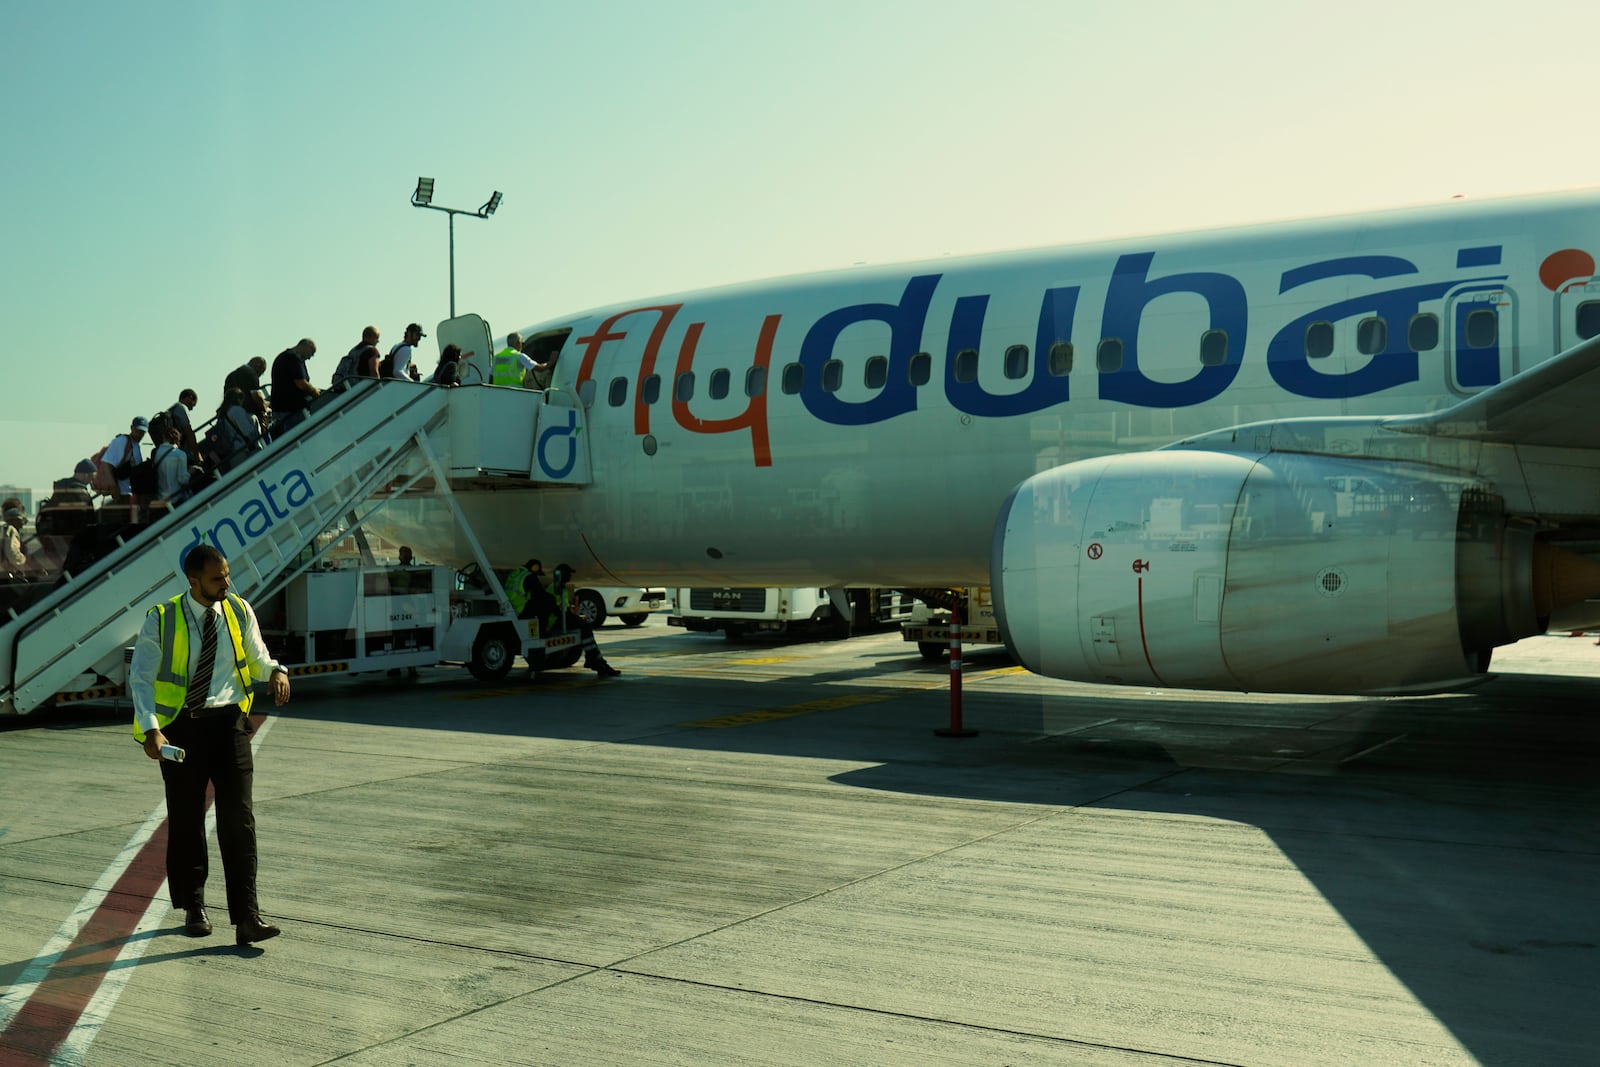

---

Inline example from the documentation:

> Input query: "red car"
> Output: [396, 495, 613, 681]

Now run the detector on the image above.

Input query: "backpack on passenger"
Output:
[89, 436, 136, 495]
[199, 423, 229, 474]
[147, 408, 174, 448]
[88, 444, 117, 494]
[128, 445, 169, 498]
[331, 350, 359, 388]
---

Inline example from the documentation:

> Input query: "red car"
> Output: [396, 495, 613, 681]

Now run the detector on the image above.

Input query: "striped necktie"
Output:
[183, 608, 219, 711]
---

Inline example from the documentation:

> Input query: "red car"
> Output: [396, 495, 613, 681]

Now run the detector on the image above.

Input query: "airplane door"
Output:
[1444, 285, 1518, 394]
[528, 390, 593, 485]
[1556, 277, 1600, 352]
[436, 314, 494, 385]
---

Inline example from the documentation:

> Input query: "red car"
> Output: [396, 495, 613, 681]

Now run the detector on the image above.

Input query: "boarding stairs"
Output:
[0, 365, 593, 717]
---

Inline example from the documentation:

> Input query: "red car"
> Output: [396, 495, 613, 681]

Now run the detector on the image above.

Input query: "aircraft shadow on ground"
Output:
[14, 658, 1597, 1065]
[289, 661, 1599, 1066]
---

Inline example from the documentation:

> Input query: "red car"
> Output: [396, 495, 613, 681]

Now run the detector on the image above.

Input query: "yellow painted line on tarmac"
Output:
[727, 657, 800, 666]
[454, 687, 527, 700]
[681, 692, 896, 729]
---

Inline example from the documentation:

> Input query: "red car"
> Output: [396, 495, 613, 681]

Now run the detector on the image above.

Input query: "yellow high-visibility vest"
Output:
[504, 566, 531, 612]
[547, 583, 570, 632]
[132, 593, 254, 742]
[490, 347, 523, 386]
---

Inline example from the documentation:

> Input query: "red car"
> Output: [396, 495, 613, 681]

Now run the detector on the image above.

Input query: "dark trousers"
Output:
[158, 709, 258, 923]
[571, 622, 603, 662]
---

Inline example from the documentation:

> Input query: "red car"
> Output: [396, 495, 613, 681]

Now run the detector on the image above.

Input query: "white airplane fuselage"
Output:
[419, 190, 1600, 587]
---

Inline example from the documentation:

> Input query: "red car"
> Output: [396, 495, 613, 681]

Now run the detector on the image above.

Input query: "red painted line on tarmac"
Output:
[0, 712, 264, 1065]
[0, 823, 171, 1065]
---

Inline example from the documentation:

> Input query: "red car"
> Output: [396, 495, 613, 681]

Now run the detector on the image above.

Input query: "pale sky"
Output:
[6, 0, 1600, 498]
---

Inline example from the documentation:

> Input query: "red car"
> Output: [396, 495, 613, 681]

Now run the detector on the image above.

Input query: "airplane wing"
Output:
[1382, 333, 1600, 448]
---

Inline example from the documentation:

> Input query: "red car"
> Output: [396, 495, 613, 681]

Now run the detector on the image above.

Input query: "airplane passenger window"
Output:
[675, 372, 695, 402]
[607, 377, 628, 407]
[1356, 317, 1387, 356]
[709, 368, 730, 400]
[1048, 341, 1073, 376]
[1199, 329, 1228, 366]
[745, 365, 767, 397]
[822, 359, 844, 392]
[1408, 313, 1440, 351]
[640, 374, 661, 405]
[1305, 321, 1334, 359]
[1465, 308, 1497, 348]
[1096, 338, 1123, 373]
[953, 348, 979, 383]
[1577, 301, 1600, 340]
[909, 351, 931, 386]
[864, 355, 888, 389]
[1574, 302, 1600, 340]
[1003, 345, 1029, 380]
[781, 363, 803, 394]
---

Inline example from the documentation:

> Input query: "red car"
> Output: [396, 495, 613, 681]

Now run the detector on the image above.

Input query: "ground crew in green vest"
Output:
[490, 332, 538, 386]
[503, 558, 544, 619]
[129, 543, 291, 946]
[548, 562, 621, 677]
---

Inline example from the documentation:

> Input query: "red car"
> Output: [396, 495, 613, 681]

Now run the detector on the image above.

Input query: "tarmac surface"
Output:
[1, 619, 1597, 1066]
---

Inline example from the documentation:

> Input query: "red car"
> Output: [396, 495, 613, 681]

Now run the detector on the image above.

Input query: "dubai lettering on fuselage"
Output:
[571, 243, 1517, 468]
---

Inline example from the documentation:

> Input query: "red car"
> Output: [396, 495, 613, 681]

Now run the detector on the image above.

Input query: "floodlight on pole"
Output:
[408, 177, 502, 318]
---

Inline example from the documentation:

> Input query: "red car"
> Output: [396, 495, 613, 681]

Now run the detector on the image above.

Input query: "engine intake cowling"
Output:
[991, 450, 1534, 695]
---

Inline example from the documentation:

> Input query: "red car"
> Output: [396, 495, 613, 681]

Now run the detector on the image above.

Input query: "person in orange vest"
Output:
[129, 543, 292, 946]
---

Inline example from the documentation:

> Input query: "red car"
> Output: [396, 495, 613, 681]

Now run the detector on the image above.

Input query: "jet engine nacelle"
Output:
[991, 450, 1537, 695]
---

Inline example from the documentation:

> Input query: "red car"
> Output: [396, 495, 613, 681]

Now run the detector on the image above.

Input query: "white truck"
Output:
[669, 587, 916, 640]
[571, 585, 670, 628]
[901, 587, 1005, 662]
[256, 561, 581, 680]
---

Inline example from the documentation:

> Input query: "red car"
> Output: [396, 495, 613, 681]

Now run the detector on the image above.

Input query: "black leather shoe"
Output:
[184, 907, 212, 937]
[593, 663, 621, 678]
[235, 914, 281, 946]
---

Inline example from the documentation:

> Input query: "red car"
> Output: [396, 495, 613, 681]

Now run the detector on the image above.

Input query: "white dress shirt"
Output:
[130, 590, 283, 733]
[153, 444, 191, 501]
[101, 433, 144, 496]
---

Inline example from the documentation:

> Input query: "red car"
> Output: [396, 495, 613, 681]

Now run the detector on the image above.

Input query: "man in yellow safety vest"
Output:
[130, 543, 292, 946]
[490, 332, 538, 386]
[503, 558, 545, 618]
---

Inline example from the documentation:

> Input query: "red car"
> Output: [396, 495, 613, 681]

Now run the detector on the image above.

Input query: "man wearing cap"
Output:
[54, 458, 99, 500]
[387, 323, 426, 381]
[270, 338, 319, 436]
[38, 460, 100, 542]
[2, 498, 31, 579]
[98, 417, 149, 524]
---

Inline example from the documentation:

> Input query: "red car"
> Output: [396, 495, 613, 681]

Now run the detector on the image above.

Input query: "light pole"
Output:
[411, 178, 503, 319]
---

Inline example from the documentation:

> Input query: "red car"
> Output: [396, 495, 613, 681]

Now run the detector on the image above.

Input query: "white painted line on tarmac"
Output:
[0, 715, 277, 1065]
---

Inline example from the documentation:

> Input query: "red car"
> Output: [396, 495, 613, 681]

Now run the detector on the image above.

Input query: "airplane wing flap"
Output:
[1383, 334, 1600, 448]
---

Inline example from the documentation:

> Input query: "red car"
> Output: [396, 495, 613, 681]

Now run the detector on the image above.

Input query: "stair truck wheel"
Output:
[468, 624, 518, 681]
